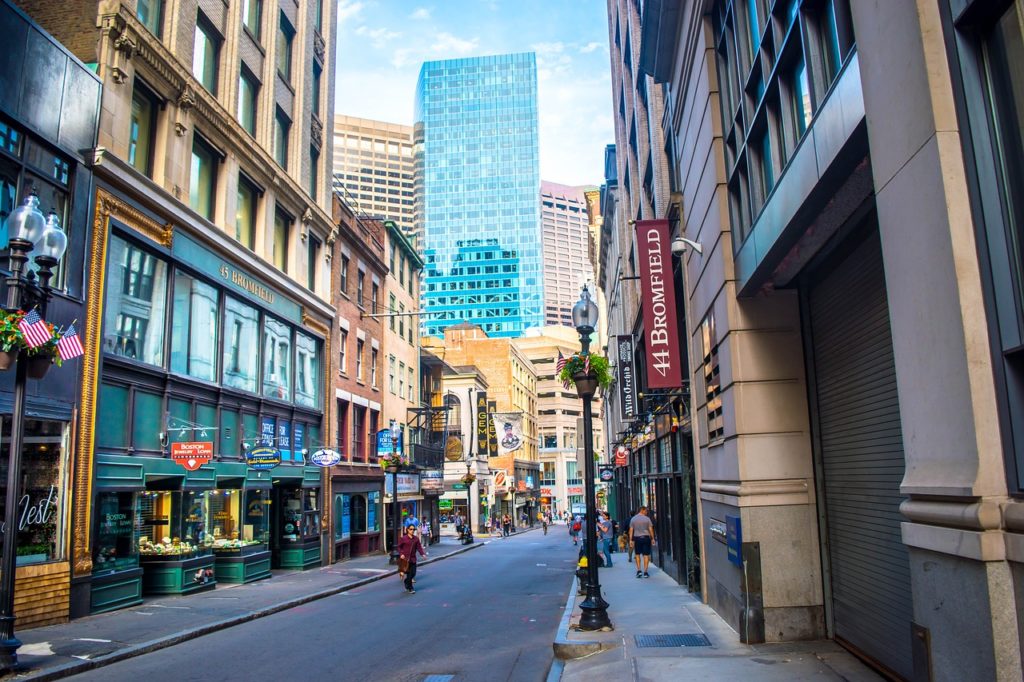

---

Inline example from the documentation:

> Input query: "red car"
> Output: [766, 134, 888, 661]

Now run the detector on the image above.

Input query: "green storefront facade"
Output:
[87, 187, 329, 614]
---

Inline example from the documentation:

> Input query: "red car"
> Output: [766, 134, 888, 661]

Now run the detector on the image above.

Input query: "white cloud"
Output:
[579, 41, 603, 54]
[355, 25, 401, 48]
[410, 7, 432, 20]
[530, 41, 566, 55]
[337, 0, 365, 24]
[431, 32, 480, 54]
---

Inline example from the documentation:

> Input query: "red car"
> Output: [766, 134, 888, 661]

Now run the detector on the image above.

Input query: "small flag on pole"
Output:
[556, 351, 571, 390]
[18, 310, 51, 349]
[57, 324, 84, 361]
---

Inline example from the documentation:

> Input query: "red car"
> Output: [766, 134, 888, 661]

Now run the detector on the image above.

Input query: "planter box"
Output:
[214, 546, 271, 584]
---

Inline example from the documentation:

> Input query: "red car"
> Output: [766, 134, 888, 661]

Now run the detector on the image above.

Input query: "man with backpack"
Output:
[570, 515, 582, 545]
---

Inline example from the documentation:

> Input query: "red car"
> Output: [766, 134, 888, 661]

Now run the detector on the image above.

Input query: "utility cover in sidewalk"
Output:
[634, 634, 711, 648]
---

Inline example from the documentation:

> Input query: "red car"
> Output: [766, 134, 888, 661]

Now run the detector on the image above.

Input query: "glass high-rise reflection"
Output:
[415, 53, 543, 338]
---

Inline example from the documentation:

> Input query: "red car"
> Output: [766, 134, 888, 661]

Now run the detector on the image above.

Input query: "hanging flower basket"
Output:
[461, 473, 476, 485]
[379, 453, 406, 471]
[558, 352, 613, 391]
[0, 310, 63, 372]
[26, 354, 51, 379]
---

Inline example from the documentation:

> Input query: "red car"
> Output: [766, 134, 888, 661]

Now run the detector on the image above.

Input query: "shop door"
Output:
[806, 229, 913, 679]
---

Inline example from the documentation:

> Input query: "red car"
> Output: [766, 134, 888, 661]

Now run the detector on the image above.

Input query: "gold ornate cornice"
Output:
[96, 188, 173, 248]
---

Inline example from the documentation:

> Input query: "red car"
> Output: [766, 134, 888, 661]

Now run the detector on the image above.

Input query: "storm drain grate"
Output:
[635, 633, 711, 648]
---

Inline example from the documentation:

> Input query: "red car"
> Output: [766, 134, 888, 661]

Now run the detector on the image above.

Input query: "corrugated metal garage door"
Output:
[808, 230, 913, 680]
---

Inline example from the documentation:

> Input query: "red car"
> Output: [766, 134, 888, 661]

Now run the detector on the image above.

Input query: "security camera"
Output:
[671, 236, 703, 256]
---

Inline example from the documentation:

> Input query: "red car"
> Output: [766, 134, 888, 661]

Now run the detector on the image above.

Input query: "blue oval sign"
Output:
[310, 448, 342, 467]
[246, 445, 281, 470]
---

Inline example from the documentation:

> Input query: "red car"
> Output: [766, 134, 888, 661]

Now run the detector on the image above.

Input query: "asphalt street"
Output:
[67, 527, 576, 682]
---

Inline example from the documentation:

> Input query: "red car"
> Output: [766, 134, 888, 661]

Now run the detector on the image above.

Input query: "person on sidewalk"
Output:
[570, 515, 581, 545]
[420, 516, 432, 546]
[597, 511, 613, 568]
[628, 506, 656, 578]
[397, 524, 427, 593]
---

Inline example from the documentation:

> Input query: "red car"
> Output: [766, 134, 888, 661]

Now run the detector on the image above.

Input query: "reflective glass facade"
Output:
[415, 53, 543, 338]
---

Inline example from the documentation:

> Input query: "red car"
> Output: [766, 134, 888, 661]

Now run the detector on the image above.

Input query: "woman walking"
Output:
[397, 524, 427, 593]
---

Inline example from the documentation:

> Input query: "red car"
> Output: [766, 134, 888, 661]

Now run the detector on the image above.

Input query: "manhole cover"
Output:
[634, 633, 711, 648]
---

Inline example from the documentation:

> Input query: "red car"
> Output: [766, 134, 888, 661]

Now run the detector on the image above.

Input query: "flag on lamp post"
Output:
[18, 310, 51, 349]
[57, 324, 84, 361]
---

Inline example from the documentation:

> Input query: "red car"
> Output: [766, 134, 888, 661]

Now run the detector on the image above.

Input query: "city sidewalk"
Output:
[549, 549, 886, 681]
[6, 537, 482, 681]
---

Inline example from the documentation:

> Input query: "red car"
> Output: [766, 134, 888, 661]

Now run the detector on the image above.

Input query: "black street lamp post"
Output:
[386, 419, 402, 565]
[572, 285, 612, 632]
[0, 192, 68, 671]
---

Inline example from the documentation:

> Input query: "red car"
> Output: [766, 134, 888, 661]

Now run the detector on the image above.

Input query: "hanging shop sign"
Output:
[492, 413, 524, 455]
[599, 466, 615, 482]
[614, 446, 630, 467]
[170, 442, 213, 471]
[634, 219, 683, 388]
[439, 499, 454, 510]
[493, 469, 508, 494]
[444, 435, 464, 461]
[487, 400, 498, 456]
[615, 335, 638, 419]
[245, 444, 281, 470]
[420, 469, 444, 495]
[476, 391, 489, 456]
[309, 448, 342, 467]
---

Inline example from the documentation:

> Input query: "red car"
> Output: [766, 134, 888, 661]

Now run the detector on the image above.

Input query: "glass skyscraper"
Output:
[414, 53, 543, 338]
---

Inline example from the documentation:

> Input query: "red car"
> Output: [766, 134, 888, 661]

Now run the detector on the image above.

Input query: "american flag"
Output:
[19, 310, 51, 349]
[57, 324, 84, 361]
[556, 352, 571, 390]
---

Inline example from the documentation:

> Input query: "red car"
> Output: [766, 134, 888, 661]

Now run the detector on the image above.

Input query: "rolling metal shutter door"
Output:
[808, 232, 913, 679]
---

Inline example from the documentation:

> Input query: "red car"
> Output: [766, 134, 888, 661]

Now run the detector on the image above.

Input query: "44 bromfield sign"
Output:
[171, 442, 213, 471]
[635, 219, 683, 388]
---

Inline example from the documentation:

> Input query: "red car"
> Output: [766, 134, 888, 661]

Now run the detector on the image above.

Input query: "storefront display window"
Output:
[0, 419, 68, 566]
[138, 491, 211, 559]
[171, 272, 220, 382]
[334, 493, 350, 540]
[103, 234, 168, 366]
[280, 488, 319, 542]
[295, 332, 320, 408]
[93, 491, 140, 574]
[263, 316, 292, 400]
[368, 491, 379, 531]
[351, 494, 366, 533]
[204, 489, 268, 551]
[223, 296, 260, 393]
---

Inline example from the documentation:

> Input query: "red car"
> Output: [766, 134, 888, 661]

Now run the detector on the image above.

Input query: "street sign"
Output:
[170, 442, 213, 471]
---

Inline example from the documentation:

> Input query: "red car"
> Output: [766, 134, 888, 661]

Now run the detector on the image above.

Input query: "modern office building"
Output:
[540, 182, 595, 327]
[414, 53, 543, 338]
[331, 116, 414, 235]
[606, 0, 1024, 679]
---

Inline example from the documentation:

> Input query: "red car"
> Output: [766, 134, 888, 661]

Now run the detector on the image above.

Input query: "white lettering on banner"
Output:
[644, 228, 671, 378]
[0, 485, 58, 536]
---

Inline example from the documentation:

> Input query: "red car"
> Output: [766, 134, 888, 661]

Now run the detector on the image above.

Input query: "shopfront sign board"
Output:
[599, 466, 614, 482]
[614, 446, 630, 467]
[616, 335, 638, 419]
[726, 514, 742, 567]
[309, 448, 342, 467]
[171, 442, 213, 471]
[420, 469, 444, 495]
[246, 445, 281, 470]
[384, 473, 420, 495]
[634, 219, 683, 388]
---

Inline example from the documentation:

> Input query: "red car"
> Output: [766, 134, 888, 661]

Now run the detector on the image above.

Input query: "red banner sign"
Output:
[171, 442, 214, 471]
[635, 219, 683, 388]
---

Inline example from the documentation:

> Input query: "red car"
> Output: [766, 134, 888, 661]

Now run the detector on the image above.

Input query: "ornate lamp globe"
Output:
[7, 192, 46, 245]
[571, 285, 599, 334]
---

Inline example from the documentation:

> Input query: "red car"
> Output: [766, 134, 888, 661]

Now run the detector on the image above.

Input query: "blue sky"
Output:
[334, 0, 613, 187]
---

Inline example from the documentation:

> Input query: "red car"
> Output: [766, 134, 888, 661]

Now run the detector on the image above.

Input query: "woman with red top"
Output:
[397, 524, 427, 593]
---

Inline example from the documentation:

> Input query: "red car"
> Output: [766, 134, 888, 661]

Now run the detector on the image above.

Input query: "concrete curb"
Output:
[551, 575, 613, 661]
[15, 542, 484, 681]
